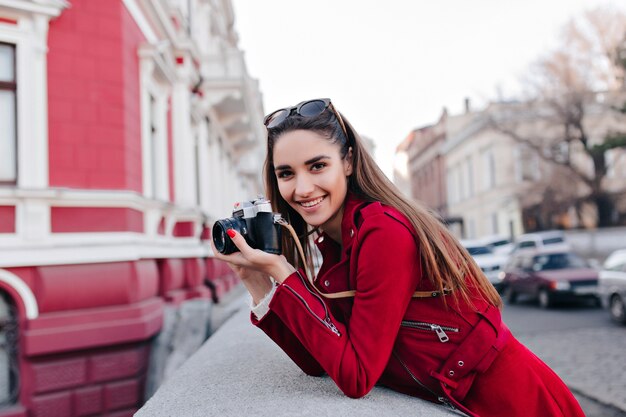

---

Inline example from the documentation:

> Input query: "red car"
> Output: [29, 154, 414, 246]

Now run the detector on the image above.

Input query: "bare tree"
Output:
[492, 7, 626, 227]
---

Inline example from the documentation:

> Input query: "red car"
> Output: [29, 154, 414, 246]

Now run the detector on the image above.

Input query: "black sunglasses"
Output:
[263, 98, 348, 138]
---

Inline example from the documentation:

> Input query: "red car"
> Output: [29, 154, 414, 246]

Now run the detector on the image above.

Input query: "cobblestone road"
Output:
[502, 299, 626, 416]
[518, 327, 626, 414]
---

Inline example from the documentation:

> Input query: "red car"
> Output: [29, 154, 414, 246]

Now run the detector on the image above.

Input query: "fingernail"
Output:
[226, 229, 236, 238]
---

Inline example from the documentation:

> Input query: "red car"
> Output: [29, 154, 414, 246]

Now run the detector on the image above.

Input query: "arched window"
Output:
[0, 291, 18, 406]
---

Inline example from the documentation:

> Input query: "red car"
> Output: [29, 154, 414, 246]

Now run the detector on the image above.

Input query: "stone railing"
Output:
[136, 306, 459, 417]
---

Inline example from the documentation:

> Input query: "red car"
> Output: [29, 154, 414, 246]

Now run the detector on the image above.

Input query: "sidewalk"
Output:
[517, 327, 626, 413]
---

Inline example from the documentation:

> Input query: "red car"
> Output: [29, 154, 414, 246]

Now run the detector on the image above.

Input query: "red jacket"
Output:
[253, 194, 584, 417]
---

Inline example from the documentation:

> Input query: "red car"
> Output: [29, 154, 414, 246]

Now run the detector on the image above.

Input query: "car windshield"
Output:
[542, 237, 564, 245]
[532, 253, 587, 270]
[466, 245, 492, 256]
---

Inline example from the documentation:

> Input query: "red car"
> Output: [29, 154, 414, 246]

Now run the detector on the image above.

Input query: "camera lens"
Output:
[212, 218, 241, 254]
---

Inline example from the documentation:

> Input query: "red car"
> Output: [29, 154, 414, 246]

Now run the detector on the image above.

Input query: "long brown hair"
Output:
[263, 104, 502, 308]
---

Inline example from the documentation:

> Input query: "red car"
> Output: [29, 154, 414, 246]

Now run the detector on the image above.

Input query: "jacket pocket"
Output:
[400, 320, 459, 343]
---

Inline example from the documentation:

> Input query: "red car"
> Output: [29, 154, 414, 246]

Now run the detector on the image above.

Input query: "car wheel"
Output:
[505, 286, 517, 304]
[538, 289, 552, 309]
[609, 294, 626, 324]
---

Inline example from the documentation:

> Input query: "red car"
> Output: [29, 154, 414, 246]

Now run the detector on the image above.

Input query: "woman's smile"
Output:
[298, 195, 326, 209]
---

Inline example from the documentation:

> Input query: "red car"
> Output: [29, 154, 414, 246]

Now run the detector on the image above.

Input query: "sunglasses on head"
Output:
[263, 98, 348, 137]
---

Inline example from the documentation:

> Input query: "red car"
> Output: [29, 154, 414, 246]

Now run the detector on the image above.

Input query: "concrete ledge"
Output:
[137, 307, 460, 417]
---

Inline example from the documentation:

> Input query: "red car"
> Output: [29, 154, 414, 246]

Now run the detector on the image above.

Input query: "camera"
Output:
[212, 198, 283, 255]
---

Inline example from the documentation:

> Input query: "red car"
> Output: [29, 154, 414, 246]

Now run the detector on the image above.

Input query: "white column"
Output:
[197, 122, 211, 211]
[139, 59, 155, 198]
[205, 133, 217, 219]
[172, 75, 197, 207]
[217, 139, 227, 215]
[211, 135, 226, 219]
[17, 15, 50, 189]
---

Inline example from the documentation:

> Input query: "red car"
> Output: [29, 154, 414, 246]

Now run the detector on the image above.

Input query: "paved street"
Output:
[502, 297, 626, 417]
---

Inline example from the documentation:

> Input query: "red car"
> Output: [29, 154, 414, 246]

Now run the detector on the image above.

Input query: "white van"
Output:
[512, 230, 571, 254]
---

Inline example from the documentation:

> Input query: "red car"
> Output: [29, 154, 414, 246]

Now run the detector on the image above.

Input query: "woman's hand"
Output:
[211, 229, 296, 305]
[211, 229, 296, 284]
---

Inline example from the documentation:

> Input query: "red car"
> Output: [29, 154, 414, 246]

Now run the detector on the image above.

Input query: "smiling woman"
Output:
[211, 98, 585, 417]
[273, 129, 352, 243]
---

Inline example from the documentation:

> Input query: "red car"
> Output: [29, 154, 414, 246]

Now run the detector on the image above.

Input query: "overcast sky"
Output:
[231, 0, 624, 177]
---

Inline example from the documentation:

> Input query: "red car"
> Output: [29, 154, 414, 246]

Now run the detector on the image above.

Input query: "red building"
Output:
[0, 1, 265, 415]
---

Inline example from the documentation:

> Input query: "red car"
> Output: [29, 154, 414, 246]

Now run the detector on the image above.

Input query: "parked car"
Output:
[479, 234, 515, 256]
[500, 250, 599, 308]
[512, 230, 571, 255]
[598, 249, 626, 324]
[461, 240, 509, 291]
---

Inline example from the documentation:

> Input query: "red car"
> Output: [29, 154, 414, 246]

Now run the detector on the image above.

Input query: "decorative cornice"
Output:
[0, 0, 68, 17]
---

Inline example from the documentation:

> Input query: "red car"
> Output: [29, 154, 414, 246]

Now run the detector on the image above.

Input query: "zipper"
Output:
[392, 351, 457, 411]
[282, 271, 341, 337]
[392, 351, 442, 399]
[401, 320, 459, 343]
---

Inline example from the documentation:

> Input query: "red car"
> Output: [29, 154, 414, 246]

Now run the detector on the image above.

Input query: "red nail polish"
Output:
[227, 229, 236, 238]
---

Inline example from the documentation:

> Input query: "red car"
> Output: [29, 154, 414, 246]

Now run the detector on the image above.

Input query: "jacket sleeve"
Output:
[251, 308, 325, 376]
[254, 212, 421, 398]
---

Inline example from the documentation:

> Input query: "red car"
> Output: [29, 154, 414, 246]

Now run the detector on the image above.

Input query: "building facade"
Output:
[402, 96, 626, 240]
[442, 104, 525, 239]
[406, 109, 448, 218]
[0, 0, 265, 415]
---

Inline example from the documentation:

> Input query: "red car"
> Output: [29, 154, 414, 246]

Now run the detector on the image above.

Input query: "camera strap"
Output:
[276, 218, 452, 300]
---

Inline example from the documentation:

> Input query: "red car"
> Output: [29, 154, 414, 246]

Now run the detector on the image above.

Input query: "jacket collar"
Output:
[314, 192, 370, 255]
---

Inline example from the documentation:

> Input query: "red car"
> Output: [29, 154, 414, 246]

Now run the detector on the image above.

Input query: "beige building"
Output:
[442, 104, 525, 239]
[406, 110, 448, 218]
[401, 94, 626, 240]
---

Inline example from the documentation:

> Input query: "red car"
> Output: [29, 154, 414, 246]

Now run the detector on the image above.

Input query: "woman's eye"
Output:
[276, 170, 293, 179]
[311, 163, 326, 171]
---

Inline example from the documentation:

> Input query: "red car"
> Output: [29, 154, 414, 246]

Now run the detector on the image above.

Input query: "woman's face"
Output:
[272, 129, 352, 239]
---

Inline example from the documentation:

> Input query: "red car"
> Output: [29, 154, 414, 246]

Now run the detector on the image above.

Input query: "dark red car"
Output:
[500, 251, 599, 308]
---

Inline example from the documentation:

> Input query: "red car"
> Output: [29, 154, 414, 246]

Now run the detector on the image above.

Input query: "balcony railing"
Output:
[136, 307, 458, 417]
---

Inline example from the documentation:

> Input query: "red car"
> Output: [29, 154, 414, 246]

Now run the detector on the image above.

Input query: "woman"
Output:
[212, 98, 585, 417]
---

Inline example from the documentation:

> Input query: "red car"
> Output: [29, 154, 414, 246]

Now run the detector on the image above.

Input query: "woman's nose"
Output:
[294, 174, 315, 196]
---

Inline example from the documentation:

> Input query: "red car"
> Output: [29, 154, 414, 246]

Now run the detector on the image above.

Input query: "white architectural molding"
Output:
[139, 54, 171, 202]
[0, 6, 61, 190]
[0, 188, 166, 210]
[0, 188, 207, 258]
[172, 70, 198, 207]
[0, 239, 210, 269]
[122, 0, 158, 43]
[0, 0, 67, 17]
[0, 268, 39, 319]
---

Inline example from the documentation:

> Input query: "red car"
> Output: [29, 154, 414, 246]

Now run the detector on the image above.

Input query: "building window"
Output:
[0, 292, 18, 406]
[482, 148, 496, 190]
[606, 149, 623, 179]
[149, 94, 159, 198]
[466, 218, 476, 239]
[446, 168, 455, 205]
[194, 128, 201, 206]
[491, 212, 499, 234]
[140, 64, 169, 201]
[457, 164, 465, 201]
[514, 144, 540, 183]
[0, 43, 16, 184]
[465, 156, 474, 198]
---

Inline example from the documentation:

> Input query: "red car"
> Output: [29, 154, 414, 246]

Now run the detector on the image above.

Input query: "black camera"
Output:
[212, 198, 283, 255]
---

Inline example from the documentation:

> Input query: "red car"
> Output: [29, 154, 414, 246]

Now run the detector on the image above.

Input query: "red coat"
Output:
[253, 194, 584, 417]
